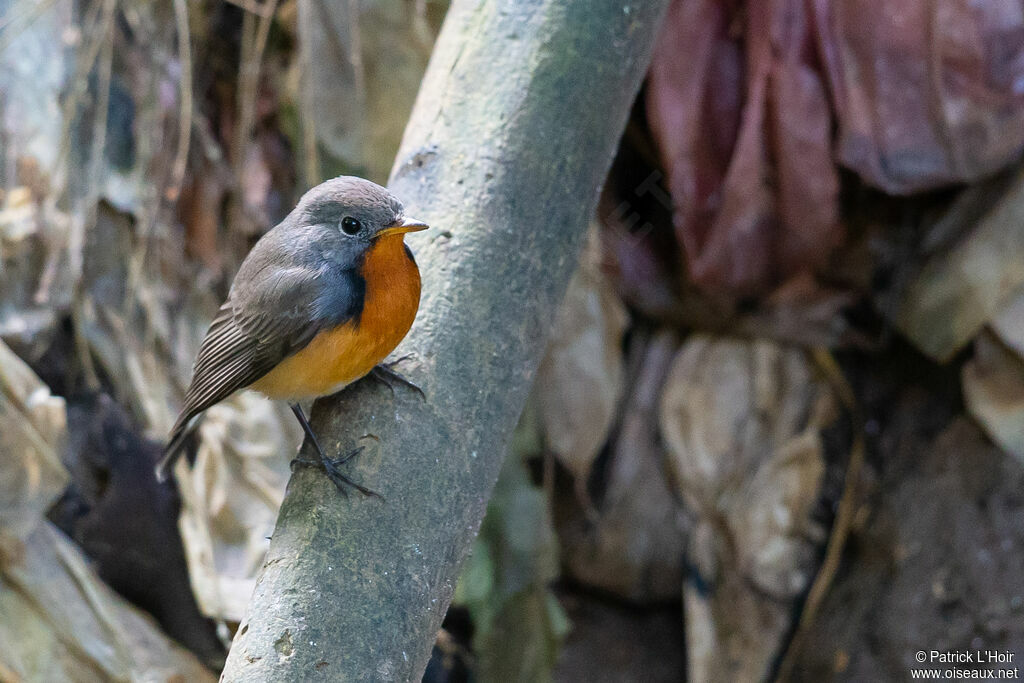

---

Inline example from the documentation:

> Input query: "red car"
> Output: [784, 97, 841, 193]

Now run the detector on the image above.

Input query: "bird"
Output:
[156, 176, 428, 495]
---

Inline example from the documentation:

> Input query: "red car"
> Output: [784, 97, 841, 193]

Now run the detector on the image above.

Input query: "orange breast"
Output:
[250, 234, 421, 399]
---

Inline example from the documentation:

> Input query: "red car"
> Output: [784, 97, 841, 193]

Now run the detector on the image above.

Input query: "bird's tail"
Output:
[155, 413, 201, 482]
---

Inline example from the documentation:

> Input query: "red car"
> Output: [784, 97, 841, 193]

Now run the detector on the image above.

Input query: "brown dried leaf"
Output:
[178, 126, 232, 272]
[770, 57, 842, 275]
[889, 168, 1024, 361]
[813, 0, 1024, 194]
[556, 331, 689, 603]
[963, 331, 1024, 463]
[597, 181, 681, 322]
[658, 335, 833, 681]
[646, 0, 841, 294]
[175, 392, 299, 621]
[532, 227, 628, 489]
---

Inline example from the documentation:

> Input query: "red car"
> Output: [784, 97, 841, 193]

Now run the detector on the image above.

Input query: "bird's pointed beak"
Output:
[378, 216, 429, 238]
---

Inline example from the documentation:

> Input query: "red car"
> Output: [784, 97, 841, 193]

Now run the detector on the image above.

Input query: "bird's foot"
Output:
[370, 357, 425, 399]
[291, 447, 381, 499]
[289, 401, 381, 498]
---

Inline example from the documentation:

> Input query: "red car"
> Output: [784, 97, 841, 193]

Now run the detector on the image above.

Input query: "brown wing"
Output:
[155, 303, 319, 480]
[178, 304, 320, 425]
[155, 262, 366, 480]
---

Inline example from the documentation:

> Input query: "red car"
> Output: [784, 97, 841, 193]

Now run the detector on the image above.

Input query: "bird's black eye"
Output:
[341, 216, 362, 235]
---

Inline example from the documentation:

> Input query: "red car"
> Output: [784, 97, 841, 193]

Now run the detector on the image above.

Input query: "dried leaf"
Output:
[296, 0, 444, 182]
[532, 227, 628, 491]
[992, 291, 1024, 359]
[0, 344, 210, 681]
[963, 332, 1024, 463]
[557, 331, 689, 602]
[0, 2, 69, 183]
[658, 335, 833, 682]
[175, 392, 299, 621]
[0, 339, 68, 545]
[770, 53, 842, 275]
[598, 181, 681, 322]
[646, 0, 841, 294]
[0, 523, 214, 682]
[813, 0, 1024, 194]
[889, 167, 1024, 361]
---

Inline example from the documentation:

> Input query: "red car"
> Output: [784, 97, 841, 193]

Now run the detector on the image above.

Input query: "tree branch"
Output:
[220, 1, 669, 680]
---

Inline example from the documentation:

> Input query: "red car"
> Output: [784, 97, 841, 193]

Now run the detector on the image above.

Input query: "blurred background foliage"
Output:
[1, 0, 1023, 681]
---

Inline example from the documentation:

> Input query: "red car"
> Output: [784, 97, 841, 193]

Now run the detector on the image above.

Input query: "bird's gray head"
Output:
[282, 176, 428, 267]
[295, 176, 424, 240]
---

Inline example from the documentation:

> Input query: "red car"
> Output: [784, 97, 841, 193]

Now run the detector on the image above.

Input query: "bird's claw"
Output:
[289, 402, 381, 498]
[370, 359, 425, 400]
[291, 446, 381, 499]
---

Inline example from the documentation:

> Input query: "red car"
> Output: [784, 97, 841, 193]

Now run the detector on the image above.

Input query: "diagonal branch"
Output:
[220, 1, 669, 680]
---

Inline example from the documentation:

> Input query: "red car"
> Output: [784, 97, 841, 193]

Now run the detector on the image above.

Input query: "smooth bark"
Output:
[220, 1, 669, 680]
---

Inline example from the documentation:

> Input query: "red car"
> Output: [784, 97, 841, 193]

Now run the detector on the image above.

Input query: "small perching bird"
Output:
[157, 176, 428, 494]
